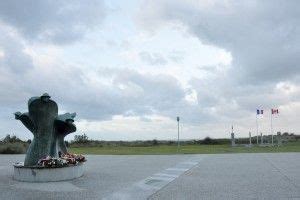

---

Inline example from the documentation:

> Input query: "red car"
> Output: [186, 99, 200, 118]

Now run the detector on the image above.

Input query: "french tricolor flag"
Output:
[256, 109, 264, 115]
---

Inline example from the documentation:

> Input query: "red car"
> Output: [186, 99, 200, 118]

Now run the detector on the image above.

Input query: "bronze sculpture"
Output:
[15, 93, 76, 166]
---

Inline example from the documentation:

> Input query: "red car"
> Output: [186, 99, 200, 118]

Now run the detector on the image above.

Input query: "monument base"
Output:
[13, 163, 84, 182]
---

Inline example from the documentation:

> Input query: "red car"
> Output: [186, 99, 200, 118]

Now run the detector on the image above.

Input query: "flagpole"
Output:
[271, 110, 273, 146]
[256, 113, 259, 145]
[177, 116, 180, 152]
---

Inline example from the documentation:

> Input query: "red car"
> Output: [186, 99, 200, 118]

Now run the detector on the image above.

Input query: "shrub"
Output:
[0, 142, 27, 154]
[73, 134, 89, 144]
[152, 139, 158, 146]
[3, 134, 23, 143]
[201, 137, 220, 145]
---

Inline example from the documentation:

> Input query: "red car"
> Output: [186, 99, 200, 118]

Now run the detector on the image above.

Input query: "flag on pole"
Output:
[271, 109, 279, 114]
[256, 109, 264, 115]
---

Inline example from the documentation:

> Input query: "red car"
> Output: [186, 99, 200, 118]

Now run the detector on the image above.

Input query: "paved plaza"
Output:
[0, 153, 299, 200]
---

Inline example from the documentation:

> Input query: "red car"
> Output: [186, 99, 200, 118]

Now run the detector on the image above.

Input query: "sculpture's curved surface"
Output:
[15, 93, 76, 166]
[55, 113, 76, 154]
[14, 112, 35, 133]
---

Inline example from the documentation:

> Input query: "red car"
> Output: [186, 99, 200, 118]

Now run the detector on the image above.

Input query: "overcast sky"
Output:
[0, 0, 299, 141]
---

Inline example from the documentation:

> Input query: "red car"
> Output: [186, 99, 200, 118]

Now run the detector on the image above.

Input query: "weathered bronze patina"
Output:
[15, 93, 76, 166]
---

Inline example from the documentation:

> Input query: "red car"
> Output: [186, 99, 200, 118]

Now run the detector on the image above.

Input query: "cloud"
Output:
[2, 57, 188, 121]
[138, 0, 300, 84]
[0, 25, 33, 73]
[136, 0, 300, 121]
[168, 50, 185, 63]
[1, 1, 300, 140]
[139, 51, 167, 65]
[0, 0, 106, 44]
[0, 24, 35, 109]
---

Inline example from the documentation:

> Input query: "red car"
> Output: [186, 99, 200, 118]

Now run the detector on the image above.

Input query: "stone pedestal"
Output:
[13, 163, 84, 182]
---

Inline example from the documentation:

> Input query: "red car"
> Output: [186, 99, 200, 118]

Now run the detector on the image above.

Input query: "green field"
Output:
[69, 141, 300, 155]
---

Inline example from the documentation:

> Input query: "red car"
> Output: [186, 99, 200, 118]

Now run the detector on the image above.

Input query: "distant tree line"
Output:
[69, 135, 231, 147]
[69, 132, 300, 147]
[0, 134, 29, 154]
[1, 132, 299, 154]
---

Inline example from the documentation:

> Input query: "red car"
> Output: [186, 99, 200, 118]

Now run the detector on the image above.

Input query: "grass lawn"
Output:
[69, 141, 300, 155]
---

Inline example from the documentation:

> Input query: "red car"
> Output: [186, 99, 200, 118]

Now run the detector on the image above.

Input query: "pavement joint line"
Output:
[165, 167, 190, 171]
[263, 155, 299, 189]
[180, 161, 199, 165]
[153, 173, 178, 178]
[148, 175, 174, 181]
[102, 156, 205, 200]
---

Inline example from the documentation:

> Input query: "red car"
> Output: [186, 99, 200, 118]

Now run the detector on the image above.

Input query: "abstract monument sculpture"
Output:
[13, 93, 85, 182]
[15, 93, 76, 166]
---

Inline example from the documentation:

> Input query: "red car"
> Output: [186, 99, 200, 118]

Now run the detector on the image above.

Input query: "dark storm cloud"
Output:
[0, 0, 106, 44]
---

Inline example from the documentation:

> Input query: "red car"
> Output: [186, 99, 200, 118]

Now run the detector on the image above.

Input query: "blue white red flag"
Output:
[256, 109, 264, 115]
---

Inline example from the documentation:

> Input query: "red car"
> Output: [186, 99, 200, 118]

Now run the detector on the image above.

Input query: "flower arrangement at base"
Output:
[37, 156, 68, 168]
[61, 153, 86, 164]
[37, 153, 86, 168]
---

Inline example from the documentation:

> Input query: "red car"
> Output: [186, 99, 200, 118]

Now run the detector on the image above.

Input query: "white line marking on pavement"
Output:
[102, 156, 206, 200]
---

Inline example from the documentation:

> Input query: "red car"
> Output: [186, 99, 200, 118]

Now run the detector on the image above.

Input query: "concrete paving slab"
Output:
[149, 153, 300, 200]
[0, 153, 299, 200]
[103, 155, 206, 200]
